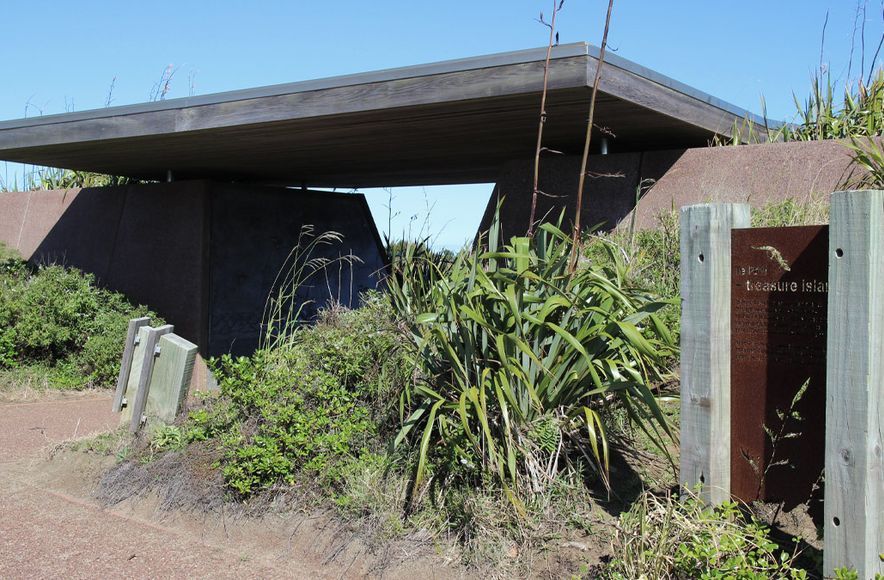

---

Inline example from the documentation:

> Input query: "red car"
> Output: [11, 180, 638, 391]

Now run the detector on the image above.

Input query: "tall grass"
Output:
[782, 69, 884, 142]
[388, 211, 677, 502]
[260, 226, 359, 351]
[0, 166, 134, 192]
[718, 68, 883, 145]
[605, 489, 806, 579]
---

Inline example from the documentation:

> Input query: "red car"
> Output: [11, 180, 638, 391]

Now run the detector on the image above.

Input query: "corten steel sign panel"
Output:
[730, 225, 828, 508]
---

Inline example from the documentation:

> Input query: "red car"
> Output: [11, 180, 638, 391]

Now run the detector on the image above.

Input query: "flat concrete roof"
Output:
[0, 43, 768, 187]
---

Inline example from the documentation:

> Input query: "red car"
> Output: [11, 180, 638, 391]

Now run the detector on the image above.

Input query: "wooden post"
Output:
[112, 317, 151, 413]
[679, 203, 750, 504]
[824, 190, 884, 578]
[146, 334, 198, 423]
[125, 324, 174, 433]
[120, 326, 150, 425]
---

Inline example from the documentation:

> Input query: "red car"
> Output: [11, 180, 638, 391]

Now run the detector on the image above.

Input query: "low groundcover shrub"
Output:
[185, 294, 409, 496]
[0, 253, 159, 388]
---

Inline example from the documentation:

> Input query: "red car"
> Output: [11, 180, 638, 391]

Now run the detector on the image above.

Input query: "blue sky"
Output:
[1, 1, 881, 249]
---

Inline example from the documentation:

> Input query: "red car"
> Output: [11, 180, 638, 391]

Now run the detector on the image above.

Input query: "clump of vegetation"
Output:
[750, 195, 830, 227]
[183, 294, 409, 496]
[387, 215, 677, 502]
[584, 208, 680, 347]
[0, 249, 160, 388]
[605, 490, 806, 579]
[783, 69, 884, 142]
[0, 167, 134, 192]
[847, 135, 884, 189]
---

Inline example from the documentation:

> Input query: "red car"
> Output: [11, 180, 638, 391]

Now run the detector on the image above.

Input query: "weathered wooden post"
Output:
[121, 324, 174, 431]
[145, 333, 199, 423]
[824, 190, 884, 578]
[679, 203, 750, 504]
[112, 317, 151, 412]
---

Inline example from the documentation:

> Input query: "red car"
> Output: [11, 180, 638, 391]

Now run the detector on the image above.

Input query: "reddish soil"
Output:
[0, 393, 466, 579]
[0, 395, 117, 462]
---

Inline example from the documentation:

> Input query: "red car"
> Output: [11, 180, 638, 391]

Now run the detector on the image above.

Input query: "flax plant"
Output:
[388, 210, 676, 503]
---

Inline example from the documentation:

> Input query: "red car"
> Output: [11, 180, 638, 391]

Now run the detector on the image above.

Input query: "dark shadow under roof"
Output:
[0, 43, 768, 188]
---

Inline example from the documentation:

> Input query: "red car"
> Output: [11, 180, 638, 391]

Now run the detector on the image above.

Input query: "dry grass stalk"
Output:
[528, 0, 565, 237]
[569, 0, 615, 273]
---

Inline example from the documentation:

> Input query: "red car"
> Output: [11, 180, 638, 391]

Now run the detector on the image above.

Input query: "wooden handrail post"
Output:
[679, 202, 750, 504]
[824, 189, 884, 577]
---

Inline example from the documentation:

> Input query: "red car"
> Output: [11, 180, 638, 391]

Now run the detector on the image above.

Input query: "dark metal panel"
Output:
[730, 225, 828, 509]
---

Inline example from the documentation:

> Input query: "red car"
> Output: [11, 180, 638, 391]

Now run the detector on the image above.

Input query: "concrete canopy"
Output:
[0, 43, 767, 188]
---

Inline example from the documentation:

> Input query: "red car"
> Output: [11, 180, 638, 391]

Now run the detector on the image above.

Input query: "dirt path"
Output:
[0, 395, 117, 462]
[0, 394, 462, 579]
[0, 394, 326, 579]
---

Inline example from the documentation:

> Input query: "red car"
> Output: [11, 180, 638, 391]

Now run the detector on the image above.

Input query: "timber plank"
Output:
[679, 203, 750, 504]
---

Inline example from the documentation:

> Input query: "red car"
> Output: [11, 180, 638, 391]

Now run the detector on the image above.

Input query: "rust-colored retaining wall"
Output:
[478, 139, 865, 237]
[626, 139, 863, 230]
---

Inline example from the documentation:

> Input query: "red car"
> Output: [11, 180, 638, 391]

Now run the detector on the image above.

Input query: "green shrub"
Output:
[0, 260, 160, 387]
[387, 214, 677, 500]
[189, 295, 409, 496]
[605, 490, 806, 579]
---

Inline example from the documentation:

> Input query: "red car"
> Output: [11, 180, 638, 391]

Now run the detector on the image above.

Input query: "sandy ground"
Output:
[0, 394, 323, 579]
[0, 393, 465, 579]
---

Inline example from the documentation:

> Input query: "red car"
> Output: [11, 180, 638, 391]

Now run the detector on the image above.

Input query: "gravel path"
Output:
[0, 394, 327, 579]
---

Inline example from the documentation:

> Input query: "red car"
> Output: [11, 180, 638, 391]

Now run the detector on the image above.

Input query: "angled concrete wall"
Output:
[0, 181, 386, 358]
[208, 184, 385, 356]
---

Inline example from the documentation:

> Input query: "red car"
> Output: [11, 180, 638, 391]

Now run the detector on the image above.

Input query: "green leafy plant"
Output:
[389, 211, 677, 501]
[846, 135, 884, 188]
[191, 295, 409, 496]
[605, 490, 807, 579]
[0, 261, 160, 387]
[720, 68, 884, 145]
[585, 209, 681, 346]
[151, 425, 185, 452]
[830, 566, 884, 580]
[782, 70, 884, 142]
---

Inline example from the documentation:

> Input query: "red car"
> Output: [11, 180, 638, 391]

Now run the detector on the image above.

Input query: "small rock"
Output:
[562, 541, 588, 551]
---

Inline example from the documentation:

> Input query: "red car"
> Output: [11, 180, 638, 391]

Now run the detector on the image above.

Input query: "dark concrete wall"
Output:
[208, 184, 385, 356]
[478, 151, 678, 240]
[0, 182, 210, 346]
[479, 139, 865, 238]
[0, 181, 386, 358]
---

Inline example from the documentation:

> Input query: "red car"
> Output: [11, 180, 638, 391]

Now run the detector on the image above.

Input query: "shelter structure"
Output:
[0, 43, 857, 357]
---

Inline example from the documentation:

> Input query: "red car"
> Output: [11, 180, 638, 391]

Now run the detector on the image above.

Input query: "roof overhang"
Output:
[0, 43, 769, 188]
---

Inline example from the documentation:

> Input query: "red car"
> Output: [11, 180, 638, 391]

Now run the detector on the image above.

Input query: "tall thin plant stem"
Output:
[528, 0, 564, 237]
[569, 0, 614, 273]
